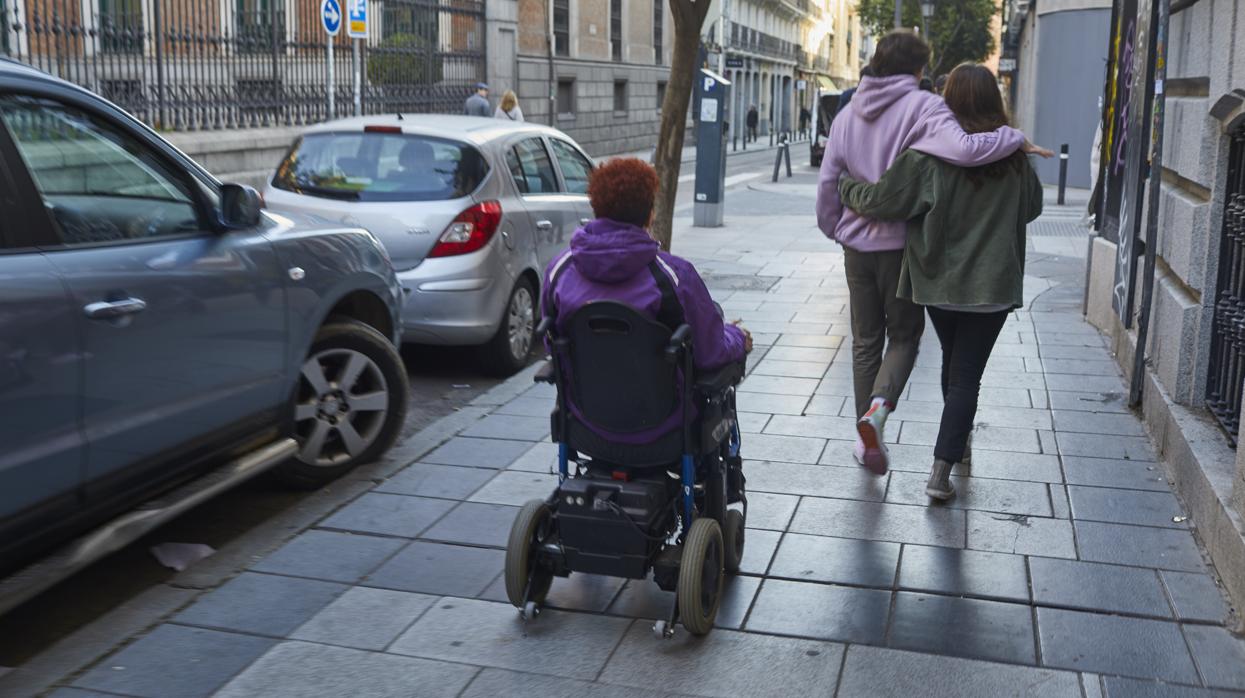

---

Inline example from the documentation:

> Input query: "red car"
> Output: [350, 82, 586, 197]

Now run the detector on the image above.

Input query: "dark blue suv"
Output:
[0, 61, 409, 602]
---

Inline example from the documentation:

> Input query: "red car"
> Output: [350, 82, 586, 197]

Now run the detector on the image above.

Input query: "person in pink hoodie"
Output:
[816, 31, 1050, 476]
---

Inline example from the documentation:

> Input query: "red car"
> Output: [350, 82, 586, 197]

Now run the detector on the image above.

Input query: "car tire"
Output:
[480, 277, 536, 377]
[276, 319, 409, 488]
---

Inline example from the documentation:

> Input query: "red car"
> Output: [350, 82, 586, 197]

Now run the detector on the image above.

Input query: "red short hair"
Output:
[588, 157, 659, 227]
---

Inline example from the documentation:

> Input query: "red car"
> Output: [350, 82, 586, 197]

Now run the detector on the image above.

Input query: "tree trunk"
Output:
[650, 1, 711, 252]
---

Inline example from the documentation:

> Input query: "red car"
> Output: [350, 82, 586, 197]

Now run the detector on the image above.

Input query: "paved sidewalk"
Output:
[53, 176, 1245, 698]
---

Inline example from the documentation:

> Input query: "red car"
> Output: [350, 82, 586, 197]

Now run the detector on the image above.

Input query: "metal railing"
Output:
[1206, 123, 1245, 443]
[1, 0, 485, 131]
[727, 21, 798, 63]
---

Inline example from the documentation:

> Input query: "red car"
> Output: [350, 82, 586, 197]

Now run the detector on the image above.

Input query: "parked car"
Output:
[263, 115, 597, 375]
[0, 59, 409, 601]
[810, 92, 845, 167]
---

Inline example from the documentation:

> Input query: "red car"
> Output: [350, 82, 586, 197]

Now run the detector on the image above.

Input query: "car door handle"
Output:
[84, 298, 147, 319]
[535, 220, 553, 230]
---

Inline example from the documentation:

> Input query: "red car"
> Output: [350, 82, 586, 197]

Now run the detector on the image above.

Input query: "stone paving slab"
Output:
[39, 199, 1245, 697]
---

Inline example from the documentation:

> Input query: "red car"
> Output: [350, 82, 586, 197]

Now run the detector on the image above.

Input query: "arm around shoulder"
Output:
[838, 150, 934, 222]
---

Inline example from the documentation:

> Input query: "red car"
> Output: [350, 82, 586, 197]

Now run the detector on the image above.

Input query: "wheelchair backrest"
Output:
[563, 301, 682, 434]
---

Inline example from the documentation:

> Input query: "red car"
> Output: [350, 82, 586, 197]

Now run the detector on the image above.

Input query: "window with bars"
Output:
[99, 0, 143, 54]
[553, 0, 570, 57]
[1206, 124, 1245, 443]
[1, 0, 9, 56]
[236, 0, 286, 55]
[653, 0, 663, 65]
[610, 0, 622, 62]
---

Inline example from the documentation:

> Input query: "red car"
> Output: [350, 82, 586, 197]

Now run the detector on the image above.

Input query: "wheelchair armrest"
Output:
[664, 324, 693, 364]
[695, 361, 745, 394]
[533, 360, 556, 384]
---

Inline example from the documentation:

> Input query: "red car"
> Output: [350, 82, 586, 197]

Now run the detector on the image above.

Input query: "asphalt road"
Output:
[0, 143, 805, 668]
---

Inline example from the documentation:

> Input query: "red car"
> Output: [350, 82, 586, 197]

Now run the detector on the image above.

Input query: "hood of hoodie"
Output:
[851, 74, 920, 121]
[569, 218, 658, 284]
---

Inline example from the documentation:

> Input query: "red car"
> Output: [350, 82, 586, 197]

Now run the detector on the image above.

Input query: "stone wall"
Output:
[516, 56, 671, 157]
[1082, 0, 1245, 622]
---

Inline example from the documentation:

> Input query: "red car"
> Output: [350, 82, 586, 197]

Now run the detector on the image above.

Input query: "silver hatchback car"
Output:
[264, 115, 596, 375]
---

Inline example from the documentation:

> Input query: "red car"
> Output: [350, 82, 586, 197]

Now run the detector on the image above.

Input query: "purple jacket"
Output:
[816, 74, 1026, 252]
[542, 218, 746, 443]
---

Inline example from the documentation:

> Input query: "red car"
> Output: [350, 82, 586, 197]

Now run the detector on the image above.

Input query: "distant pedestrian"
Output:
[837, 63, 1044, 500]
[934, 74, 948, 94]
[465, 83, 490, 117]
[815, 31, 1047, 477]
[746, 105, 759, 142]
[495, 90, 524, 122]
[799, 105, 811, 138]
[838, 65, 872, 111]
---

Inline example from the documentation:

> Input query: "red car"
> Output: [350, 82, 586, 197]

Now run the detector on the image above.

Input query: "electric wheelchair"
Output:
[503, 300, 746, 637]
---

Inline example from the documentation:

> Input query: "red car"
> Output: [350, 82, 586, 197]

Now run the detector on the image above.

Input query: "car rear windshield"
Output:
[271, 131, 489, 202]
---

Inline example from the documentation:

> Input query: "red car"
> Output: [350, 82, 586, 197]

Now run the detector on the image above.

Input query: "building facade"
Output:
[1004, 0, 1112, 188]
[1081, 0, 1245, 613]
[497, 0, 676, 156]
[709, 0, 863, 141]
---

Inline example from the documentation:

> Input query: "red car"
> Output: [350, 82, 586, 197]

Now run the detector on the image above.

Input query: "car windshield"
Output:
[271, 131, 489, 202]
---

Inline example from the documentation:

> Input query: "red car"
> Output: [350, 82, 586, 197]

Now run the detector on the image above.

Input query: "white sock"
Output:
[866, 397, 892, 426]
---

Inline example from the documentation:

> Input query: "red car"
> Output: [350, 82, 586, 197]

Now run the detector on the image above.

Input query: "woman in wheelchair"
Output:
[504, 158, 753, 637]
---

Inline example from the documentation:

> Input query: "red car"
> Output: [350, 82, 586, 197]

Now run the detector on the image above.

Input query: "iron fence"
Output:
[1206, 123, 1245, 443]
[0, 0, 485, 131]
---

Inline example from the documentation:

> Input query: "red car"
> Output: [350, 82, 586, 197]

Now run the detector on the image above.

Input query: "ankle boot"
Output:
[925, 459, 956, 501]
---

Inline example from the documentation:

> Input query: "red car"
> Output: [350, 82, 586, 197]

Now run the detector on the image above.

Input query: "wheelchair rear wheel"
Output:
[723, 509, 745, 573]
[677, 518, 724, 635]
[505, 500, 554, 608]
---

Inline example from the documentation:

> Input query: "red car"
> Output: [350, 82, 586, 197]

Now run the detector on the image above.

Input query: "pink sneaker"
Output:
[856, 407, 890, 476]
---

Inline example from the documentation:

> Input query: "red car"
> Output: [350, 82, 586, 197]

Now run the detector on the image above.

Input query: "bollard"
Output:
[733, 134, 738, 152]
[772, 142, 793, 182]
[1058, 144, 1069, 205]
[769, 130, 774, 147]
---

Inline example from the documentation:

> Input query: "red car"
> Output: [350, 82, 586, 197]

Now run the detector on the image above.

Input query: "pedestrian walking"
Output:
[837, 63, 1044, 499]
[494, 90, 524, 122]
[814, 30, 1050, 475]
[465, 83, 490, 117]
[746, 105, 759, 142]
[799, 106, 811, 139]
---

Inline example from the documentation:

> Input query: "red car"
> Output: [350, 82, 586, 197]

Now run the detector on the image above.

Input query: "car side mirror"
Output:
[219, 183, 263, 229]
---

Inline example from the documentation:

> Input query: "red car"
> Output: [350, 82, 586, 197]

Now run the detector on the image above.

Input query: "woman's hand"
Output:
[1022, 140, 1055, 158]
[732, 319, 754, 354]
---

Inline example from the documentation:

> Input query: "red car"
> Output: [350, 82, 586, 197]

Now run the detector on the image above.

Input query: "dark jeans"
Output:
[927, 306, 1010, 463]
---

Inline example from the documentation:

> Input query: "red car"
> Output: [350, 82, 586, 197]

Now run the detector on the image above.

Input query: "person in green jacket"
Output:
[838, 62, 1044, 501]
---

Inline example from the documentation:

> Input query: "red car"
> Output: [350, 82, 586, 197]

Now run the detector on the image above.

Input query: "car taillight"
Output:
[428, 201, 503, 258]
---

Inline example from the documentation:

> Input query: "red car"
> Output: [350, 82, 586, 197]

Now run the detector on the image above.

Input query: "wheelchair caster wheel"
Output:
[521, 601, 540, 621]
[505, 500, 554, 609]
[653, 620, 675, 639]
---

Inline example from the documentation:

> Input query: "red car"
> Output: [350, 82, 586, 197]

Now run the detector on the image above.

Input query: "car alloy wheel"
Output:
[508, 284, 535, 362]
[295, 348, 390, 467]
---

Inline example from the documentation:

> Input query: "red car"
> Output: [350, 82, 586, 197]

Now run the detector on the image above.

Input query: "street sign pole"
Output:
[352, 40, 361, 117]
[321, 0, 342, 120]
[327, 34, 335, 120]
[347, 0, 367, 117]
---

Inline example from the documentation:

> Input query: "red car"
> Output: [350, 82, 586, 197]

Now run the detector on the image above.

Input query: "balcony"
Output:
[728, 22, 799, 63]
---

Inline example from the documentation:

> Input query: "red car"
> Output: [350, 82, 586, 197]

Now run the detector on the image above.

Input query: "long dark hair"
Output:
[943, 63, 1026, 186]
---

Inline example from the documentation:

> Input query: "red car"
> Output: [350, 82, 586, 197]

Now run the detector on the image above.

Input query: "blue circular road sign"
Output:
[321, 0, 342, 36]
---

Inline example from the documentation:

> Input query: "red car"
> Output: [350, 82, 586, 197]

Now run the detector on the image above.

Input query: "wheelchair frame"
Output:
[504, 309, 745, 638]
